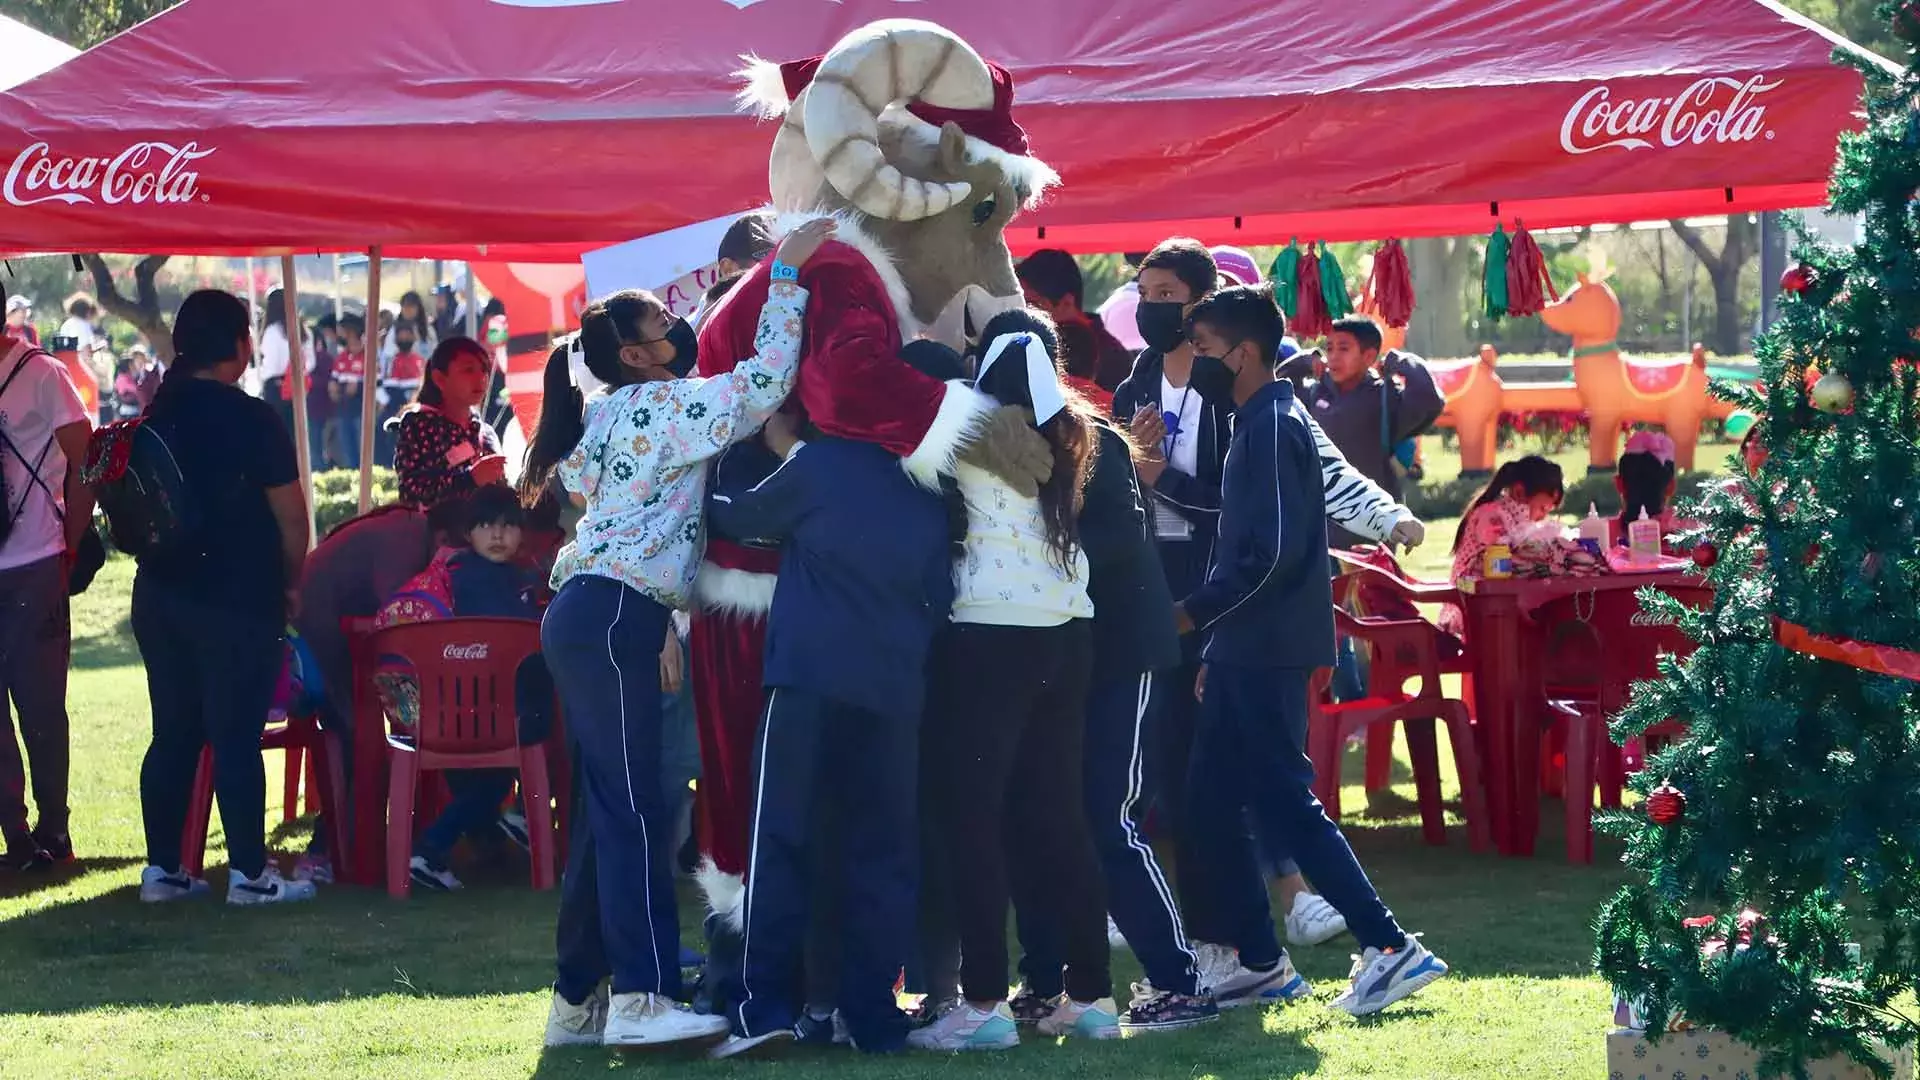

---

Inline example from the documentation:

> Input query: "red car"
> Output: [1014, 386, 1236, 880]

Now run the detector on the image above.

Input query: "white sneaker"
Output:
[545, 986, 609, 1047]
[1285, 892, 1350, 947]
[1190, 941, 1239, 988]
[906, 1001, 1020, 1052]
[227, 864, 317, 906]
[1035, 996, 1121, 1040]
[1107, 914, 1128, 949]
[709, 1028, 794, 1059]
[409, 855, 464, 892]
[602, 992, 728, 1047]
[1331, 935, 1448, 1017]
[1203, 954, 1312, 1009]
[139, 865, 209, 903]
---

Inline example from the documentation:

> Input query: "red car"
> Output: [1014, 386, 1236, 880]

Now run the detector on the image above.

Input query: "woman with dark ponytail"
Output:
[537, 219, 834, 1050]
[133, 289, 316, 908]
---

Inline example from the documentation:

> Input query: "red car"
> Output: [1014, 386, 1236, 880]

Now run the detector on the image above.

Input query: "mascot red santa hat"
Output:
[689, 18, 1057, 927]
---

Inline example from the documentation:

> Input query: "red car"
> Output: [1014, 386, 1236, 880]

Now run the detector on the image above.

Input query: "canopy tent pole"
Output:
[243, 256, 259, 362]
[464, 263, 478, 338]
[280, 254, 315, 548]
[331, 254, 344, 319]
[359, 246, 382, 513]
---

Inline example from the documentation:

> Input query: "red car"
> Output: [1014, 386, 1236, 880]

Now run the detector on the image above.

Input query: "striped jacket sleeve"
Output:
[1304, 410, 1414, 543]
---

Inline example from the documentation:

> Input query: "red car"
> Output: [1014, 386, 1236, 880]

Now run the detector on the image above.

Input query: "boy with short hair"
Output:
[1175, 285, 1446, 1018]
[1310, 315, 1443, 550]
[375, 484, 551, 891]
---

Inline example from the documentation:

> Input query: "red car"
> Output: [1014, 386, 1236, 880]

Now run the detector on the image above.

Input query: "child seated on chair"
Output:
[1608, 431, 1697, 552]
[375, 484, 554, 891]
[1443, 455, 1595, 634]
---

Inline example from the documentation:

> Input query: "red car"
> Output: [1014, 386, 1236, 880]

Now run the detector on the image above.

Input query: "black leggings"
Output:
[921, 619, 1108, 1004]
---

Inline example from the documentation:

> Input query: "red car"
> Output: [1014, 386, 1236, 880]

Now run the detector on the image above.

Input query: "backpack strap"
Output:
[0, 347, 67, 528]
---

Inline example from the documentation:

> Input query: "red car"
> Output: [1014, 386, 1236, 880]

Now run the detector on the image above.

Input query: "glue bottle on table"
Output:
[1627, 507, 1661, 564]
[1577, 503, 1608, 556]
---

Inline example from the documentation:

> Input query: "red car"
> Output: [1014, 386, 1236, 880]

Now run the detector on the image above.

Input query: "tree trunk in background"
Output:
[81, 254, 174, 364]
[1406, 237, 1471, 358]
[1669, 216, 1754, 357]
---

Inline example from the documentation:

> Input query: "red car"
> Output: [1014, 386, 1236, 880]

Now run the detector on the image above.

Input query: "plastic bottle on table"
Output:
[1627, 507, 1661, 564]
[1578, 503, 1608, 556]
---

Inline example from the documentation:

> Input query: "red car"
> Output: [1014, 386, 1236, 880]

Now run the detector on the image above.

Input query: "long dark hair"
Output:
[1617, 450, 1676, 530]
[1452, 455, 1565, 551]
[517, 289, 663, 505]
[974, 307, 1097, 574]
[163, 289, 251, 391]
[414, 336, 488, 410]
[261, 286, 307, 341]
[395, 290, 431, 343]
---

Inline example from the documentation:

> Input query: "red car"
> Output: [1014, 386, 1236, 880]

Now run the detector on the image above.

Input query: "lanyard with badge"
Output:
[1152, 384, 1196, 541]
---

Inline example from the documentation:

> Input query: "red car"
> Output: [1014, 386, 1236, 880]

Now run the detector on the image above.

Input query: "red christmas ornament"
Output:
[1691, 541, 1719, 569]
[1647, 782, 1686, 825]
[1780, 264, 1813, 295]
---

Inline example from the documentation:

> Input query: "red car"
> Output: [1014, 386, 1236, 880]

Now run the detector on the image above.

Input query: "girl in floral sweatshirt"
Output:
[518, 219, 834, 1051]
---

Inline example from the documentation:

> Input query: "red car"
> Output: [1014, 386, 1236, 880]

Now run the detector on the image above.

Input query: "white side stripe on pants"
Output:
[604, 586, 662, 988]
[1119, 671, 1197, 979]
[736, 689, 780, 1036]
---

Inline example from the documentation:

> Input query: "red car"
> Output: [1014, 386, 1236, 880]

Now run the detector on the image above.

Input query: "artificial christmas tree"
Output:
[1595, 7, 1920, 1078]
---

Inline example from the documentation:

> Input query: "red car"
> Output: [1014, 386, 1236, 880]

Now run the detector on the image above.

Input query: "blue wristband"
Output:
[770, 260, 799, 283]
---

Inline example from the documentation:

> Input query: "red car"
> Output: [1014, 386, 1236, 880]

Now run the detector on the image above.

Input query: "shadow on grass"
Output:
[0, 817, 1622, 1030]
[70, 612, 141, 670]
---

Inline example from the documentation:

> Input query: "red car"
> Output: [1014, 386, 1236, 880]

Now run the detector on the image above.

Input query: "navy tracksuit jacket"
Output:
[1181, 380, 1406, 960]
[706, 437, 952, 1049]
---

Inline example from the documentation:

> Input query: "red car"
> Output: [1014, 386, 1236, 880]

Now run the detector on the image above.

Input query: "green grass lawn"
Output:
[2, 439, 1730, 1079]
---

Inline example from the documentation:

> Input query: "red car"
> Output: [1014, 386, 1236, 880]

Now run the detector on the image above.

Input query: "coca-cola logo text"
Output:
[1628, 611, 1677, 628]
[4, 141, 214, 207]
[443, 643, 491, 661]
[1560, 76, 1779, 155]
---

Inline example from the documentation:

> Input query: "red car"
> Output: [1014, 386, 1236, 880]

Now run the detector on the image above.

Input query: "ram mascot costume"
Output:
[691, 19, 1057, 952]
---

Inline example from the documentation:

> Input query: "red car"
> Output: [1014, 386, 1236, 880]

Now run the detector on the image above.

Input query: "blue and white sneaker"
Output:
[1036, 996, 1120, 1040]
[905, 1001, 1020, 1052]
[139, 865, 209, 903]
[1204, 953, 1312, 1008]
[1332, 935, 1448, 1017]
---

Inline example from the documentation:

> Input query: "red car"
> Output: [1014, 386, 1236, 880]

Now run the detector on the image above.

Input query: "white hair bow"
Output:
[976, 331, 1066, 426]
[560, 331, 606, 397]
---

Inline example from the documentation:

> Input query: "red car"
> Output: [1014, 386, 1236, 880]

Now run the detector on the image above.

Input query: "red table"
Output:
[1458, 569, 1702, 857]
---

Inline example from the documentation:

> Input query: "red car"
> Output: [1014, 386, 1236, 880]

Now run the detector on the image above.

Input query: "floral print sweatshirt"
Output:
[550, 282, 807, 608]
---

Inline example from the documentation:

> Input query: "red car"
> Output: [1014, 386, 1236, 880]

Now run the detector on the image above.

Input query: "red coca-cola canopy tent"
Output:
[0, 0, 1877, 259]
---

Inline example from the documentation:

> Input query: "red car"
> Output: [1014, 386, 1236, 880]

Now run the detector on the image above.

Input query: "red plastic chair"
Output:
[369, 617, 558, 897]
[182, 711, 346, 879]
[1330, 548, 1473, 795]
[1533, 584, 1712, 863]
[1308, 587, 1491, 852]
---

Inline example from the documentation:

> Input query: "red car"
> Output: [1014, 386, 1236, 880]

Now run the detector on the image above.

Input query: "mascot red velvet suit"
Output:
[690, 19, 1057, 934]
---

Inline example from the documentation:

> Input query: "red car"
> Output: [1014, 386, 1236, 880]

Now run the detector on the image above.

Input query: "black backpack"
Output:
[84, 410, 197, 559]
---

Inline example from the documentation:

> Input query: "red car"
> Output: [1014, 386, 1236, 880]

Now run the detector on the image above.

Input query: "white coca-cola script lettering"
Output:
[1628, 611, 1677, 628]
[1560, 76, 1779, 155]
[443, 643, 491, 661]
[4, 141, 214, 207]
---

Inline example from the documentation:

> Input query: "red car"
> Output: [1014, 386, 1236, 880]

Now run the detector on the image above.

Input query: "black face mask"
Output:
[1188, 345, 1241, 406]
[1134, 300, 1187, 354]
[664, 317, 698, 378]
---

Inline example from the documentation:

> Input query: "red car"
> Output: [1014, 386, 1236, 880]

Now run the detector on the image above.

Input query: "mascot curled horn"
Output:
[691, 18, 1057, 938]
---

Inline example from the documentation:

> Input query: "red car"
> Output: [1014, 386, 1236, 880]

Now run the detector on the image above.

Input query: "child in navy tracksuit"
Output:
[1174, 285, 1448, 1018]
[706, 408, 953, 1056]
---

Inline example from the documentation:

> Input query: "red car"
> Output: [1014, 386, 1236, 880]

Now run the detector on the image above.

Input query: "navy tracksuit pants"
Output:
[1016, 670, 1199, 996]
[543, 575, 684, 1003]
[727, 688, 918, 1052]
[1185, 663, 1405, 965]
